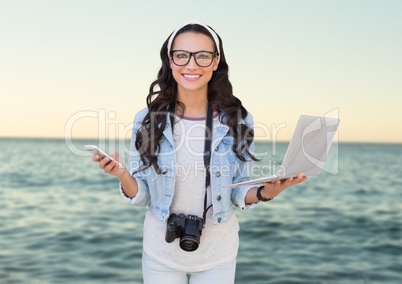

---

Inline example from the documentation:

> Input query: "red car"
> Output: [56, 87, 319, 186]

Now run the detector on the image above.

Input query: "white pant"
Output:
[142, 251, 236, 284]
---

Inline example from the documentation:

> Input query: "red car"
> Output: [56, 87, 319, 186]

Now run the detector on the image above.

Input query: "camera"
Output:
[165, 213, 204, 252]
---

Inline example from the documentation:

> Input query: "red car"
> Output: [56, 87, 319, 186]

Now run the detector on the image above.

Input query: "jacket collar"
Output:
[162, 113, 175, 146]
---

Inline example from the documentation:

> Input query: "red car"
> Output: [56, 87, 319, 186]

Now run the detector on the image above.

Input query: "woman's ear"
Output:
[169, 57, 173, 69]
[212, 57, 219, 71]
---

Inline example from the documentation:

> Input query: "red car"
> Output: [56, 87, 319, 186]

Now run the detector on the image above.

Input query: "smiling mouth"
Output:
[183, 74, 201, 79]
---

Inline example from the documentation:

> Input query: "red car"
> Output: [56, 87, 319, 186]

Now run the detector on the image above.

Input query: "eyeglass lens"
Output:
[172, 51, 215, 67]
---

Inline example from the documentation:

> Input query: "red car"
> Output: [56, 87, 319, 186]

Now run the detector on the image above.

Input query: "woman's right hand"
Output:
[92, 151, 127, 178]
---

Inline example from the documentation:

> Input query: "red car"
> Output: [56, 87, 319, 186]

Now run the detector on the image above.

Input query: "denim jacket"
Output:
[120, 108, 257, 224]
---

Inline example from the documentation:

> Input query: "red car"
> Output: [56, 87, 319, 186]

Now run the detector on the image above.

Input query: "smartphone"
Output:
[84, 145, 123, 168]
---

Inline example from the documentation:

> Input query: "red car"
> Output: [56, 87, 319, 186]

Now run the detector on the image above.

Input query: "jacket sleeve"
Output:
[119, 109, 151, 207]
[231, 112, 258, 210]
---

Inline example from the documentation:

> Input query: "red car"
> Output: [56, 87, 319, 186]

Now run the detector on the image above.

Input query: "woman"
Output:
[92, 21, 307, 284]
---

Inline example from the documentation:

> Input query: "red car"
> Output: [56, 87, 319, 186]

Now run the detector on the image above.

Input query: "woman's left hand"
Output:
[260, 172, 307, 200]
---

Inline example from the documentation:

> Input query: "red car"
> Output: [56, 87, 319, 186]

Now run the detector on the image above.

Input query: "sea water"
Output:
[0, 139, 401, 283]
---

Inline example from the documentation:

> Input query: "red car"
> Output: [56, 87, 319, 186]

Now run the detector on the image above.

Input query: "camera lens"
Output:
[180, 236, 199, 252]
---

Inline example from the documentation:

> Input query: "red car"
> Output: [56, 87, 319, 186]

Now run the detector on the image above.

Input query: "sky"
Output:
[1, 0, 401, 143]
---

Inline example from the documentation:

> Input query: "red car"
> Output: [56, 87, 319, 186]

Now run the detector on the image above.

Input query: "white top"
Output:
[142, 115, 239, 272]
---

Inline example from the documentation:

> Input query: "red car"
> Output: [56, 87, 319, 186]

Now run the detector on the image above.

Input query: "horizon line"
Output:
[1, 136, 401, 145]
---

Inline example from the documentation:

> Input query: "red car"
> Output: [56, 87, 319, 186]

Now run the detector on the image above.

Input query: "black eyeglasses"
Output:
[170, 50, 219, 67]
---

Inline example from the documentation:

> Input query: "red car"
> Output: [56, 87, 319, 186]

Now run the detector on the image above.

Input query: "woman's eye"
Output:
[176, 53, 189, 59]
[198, 53, 210, 59]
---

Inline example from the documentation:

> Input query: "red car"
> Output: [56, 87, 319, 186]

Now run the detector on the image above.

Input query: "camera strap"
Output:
[170, 101, 213, 224]
[203, 103, 213, 223]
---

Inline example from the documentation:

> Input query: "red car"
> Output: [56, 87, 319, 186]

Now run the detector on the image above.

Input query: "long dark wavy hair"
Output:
[135, 23, 259, 174]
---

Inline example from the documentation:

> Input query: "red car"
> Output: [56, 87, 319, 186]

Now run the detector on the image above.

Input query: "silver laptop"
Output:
[226, 115, 340, 188]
